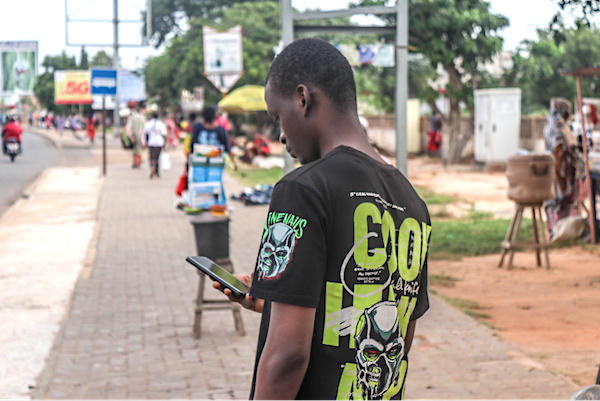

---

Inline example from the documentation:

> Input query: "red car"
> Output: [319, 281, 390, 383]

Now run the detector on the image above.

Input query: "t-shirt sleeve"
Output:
[249, 180, 327, 308]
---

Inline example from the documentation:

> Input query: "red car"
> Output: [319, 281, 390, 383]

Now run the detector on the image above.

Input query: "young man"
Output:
[214, 37, 431, 400]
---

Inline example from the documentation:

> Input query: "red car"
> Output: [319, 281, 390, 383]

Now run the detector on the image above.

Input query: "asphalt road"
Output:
[0, 129, 95, 217]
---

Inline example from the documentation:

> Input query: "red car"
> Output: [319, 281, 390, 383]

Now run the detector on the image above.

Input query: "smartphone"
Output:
[186, 256, 248, 298]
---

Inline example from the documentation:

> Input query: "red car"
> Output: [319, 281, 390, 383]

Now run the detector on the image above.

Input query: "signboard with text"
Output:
[54, 70, 92, 104]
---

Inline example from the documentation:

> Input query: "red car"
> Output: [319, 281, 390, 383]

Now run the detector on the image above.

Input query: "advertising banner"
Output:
[54, 70, 92, 105]
[0, 41, 38, 95]
[203, 25, 243, 93]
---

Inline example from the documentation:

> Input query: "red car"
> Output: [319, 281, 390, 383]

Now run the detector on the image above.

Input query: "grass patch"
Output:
[429, 217, 532, 260]
[429, 272, 461, 288]
[227, 164, 283, 188]
[439, 295, 492, 321]
[415, 186, 460, 205]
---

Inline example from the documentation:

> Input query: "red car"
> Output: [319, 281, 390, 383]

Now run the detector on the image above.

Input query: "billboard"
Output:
[0, 41, 38, 95]
[54, 70, 92, 104]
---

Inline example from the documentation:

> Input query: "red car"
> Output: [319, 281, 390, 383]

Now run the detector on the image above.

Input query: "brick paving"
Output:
[23, 130, 578, 399]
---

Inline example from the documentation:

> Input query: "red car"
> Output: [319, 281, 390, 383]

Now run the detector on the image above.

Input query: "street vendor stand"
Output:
[184, 144, 245, 338]
[560, 67, 600, 243]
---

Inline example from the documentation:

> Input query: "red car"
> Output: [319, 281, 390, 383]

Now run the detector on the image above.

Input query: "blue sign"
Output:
[90, 69, 117, 96]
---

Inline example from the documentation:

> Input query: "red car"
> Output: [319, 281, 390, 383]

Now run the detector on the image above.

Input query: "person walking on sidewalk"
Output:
[126, 101, 146, 168]
[213, 38, 431, 400]
[86, 111, 97, 144]
[143, 111, 167, 179]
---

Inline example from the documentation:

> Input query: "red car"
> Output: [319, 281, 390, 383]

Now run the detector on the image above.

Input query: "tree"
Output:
[144, 1, 281, 109]
[34, 52, 79, 113]
[359, 0, 508, 163]
[33, 51, 94, 113]
[80, 47, 89, 70]
[504, 25, 600, 114]
[90, 50, 113, 68]
[145, 0, 274, 47]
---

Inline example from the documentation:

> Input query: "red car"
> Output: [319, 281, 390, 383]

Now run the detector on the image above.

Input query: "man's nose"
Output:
[279, 131, 286, 145]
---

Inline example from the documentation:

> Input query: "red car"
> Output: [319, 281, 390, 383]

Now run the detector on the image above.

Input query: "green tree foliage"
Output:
[146, 0, 272, 47]
[144, 1, 281, 109]
[504, 25, 600, 115]
[90, 50, 113, 68]
[359, 0, 508, 163]
[34, 52, 80, 113]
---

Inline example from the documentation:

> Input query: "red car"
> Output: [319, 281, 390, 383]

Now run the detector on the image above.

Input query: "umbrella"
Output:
[218, 85, 267, 114]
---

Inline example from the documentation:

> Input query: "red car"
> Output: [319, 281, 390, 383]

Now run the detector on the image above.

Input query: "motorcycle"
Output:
[5, 138, 20, 162]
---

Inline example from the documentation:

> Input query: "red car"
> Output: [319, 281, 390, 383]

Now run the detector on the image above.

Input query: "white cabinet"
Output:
[474, 88, 521, 163]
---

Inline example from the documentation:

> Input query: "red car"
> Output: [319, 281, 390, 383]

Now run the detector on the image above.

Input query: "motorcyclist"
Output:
[2, 116, 23, 154]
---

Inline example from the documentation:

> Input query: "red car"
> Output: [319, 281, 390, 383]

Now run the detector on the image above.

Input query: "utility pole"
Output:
[113, 0, 120, 137]
[396, 0, 408, 174]
[65, 0, 151, 137]
[281, 0, 294, 174]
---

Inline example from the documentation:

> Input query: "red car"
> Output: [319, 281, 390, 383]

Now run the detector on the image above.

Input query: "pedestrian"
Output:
[543, 98, 579, 239]
[86, 111, 97, 144]
[212, 38, 431, 400]
[143, 111, 167, 179]
[56, 115, 66, 137]
[426, 111, 442, 157]
[191, 105, 238, 170]
[166, 113, 179, 150]
[125, 101, 146, 169]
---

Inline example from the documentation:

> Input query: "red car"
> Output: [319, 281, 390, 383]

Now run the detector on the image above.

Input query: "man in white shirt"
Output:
[143, 111, 167, 179]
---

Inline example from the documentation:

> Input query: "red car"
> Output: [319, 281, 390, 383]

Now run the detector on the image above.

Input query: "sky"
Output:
[0, 0, 585, 73]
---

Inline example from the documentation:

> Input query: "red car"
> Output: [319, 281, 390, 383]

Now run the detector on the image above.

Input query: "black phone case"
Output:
[186, 256, 247, 298]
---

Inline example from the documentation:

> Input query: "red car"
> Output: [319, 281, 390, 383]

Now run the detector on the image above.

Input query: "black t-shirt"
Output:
[249, 146, 431, 400]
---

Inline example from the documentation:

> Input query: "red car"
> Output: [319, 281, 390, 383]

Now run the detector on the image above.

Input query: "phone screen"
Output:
[186, 256, 248, 297]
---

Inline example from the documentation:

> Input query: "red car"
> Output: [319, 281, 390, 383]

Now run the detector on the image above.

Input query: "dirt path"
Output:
[408, 157, 600, 387]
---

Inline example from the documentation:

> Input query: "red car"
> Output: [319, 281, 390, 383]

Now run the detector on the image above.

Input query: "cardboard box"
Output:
[186, 182, 225, 209]
[188, 155, 225, 184]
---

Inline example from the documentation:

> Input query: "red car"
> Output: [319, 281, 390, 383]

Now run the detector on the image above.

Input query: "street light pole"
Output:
[113, 0, 120, 138]
[281, 0, 295, 175]
[395, 0, 408, 175]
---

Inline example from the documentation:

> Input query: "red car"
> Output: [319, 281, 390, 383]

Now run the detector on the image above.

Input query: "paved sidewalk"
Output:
[4, 129, 579, 399]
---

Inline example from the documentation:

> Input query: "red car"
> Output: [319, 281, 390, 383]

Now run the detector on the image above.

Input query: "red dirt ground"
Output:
[408, 157, 600, 387]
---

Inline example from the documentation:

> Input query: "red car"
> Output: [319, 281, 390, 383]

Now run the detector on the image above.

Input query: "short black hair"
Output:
[202, 105, 218, 123]
[151, 111, 159, 119]
[265, 38, 357, 113]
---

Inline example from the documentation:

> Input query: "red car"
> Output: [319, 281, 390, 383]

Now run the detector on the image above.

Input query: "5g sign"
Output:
[65, 80, 89, 95]
[54, 70, 93, 105]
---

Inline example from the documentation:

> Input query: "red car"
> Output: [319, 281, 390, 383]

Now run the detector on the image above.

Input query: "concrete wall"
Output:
[365, 111, 547, 157]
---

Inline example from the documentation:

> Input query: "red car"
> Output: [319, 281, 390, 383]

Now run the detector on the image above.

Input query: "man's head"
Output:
[151, 111, 159, 119]
[264, 38, 358, 164]
[265, 38, 357, 114]
[202, 105, 218, 124]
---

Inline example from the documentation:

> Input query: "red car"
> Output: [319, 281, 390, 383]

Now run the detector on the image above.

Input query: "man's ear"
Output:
[296, 84, 312, 117]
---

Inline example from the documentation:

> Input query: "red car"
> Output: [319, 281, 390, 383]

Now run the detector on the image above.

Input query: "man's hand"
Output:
[211, 274, 263, 313]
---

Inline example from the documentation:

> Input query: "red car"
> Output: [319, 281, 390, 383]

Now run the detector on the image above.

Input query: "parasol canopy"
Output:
[218, 85, 267, 114]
